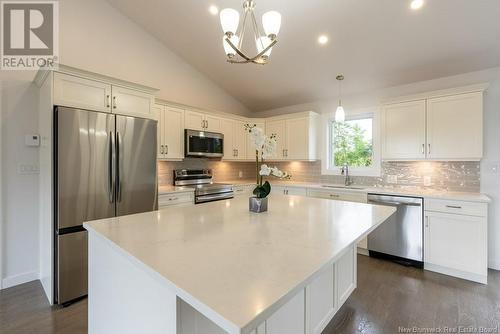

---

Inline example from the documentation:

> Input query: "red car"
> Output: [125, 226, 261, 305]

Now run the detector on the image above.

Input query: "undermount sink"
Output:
[321, 185, 366, 190]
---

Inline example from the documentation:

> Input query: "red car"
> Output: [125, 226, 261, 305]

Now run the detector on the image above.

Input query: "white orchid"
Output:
[259, 164, 290, 179]
[245, 124, 291, 197]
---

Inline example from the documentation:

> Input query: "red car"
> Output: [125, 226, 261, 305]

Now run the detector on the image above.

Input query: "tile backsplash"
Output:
[158, 160, 480, 193]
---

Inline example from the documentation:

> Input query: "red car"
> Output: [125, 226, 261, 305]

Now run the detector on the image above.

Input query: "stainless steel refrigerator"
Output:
[54, 106, 158, 305]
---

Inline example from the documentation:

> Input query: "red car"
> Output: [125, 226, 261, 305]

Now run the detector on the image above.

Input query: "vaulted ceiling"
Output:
[106, 0, 500, 111]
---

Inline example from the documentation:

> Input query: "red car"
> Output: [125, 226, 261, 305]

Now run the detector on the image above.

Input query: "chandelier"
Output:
[219, 1, 281, 65]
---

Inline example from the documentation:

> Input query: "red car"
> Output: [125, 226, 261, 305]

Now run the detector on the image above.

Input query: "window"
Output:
[330, 116, 373, 168]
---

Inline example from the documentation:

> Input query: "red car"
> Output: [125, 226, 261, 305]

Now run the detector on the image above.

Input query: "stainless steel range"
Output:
[174, 169, 234, 204]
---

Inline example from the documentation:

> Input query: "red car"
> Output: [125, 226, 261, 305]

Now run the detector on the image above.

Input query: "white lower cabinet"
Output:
[273, 186, 307, 196]
[424, 199, 488, 284]
[158, 192, 194, 208]
[177, 244, 357, 334]
[306, 266, 335, 334]
[307, 189, 367, 203]
[266, 289, 305, 334]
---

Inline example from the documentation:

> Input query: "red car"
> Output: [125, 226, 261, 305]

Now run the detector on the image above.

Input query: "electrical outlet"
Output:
[238, 171, 243, 178]
[423, 176, 432, 187]
[387, 175, 398, 184]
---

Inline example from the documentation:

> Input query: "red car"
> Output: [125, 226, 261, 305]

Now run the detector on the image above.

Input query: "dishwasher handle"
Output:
[367, 194, 423, 206]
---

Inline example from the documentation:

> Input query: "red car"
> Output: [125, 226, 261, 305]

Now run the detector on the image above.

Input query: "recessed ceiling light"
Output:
[318, 35, 329, 45]
[410, 0, 424, 10]
[209, 5, 219, 15]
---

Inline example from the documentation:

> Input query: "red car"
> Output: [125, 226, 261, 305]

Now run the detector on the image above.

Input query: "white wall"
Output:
[257, 67, 500, 270]
[58, 0, 249, 116]
[0, 0, 250, 289]
[0, 79, 40, 288]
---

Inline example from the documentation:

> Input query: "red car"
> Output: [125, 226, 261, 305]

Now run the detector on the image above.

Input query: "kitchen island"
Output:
[83, 194, 395, 334]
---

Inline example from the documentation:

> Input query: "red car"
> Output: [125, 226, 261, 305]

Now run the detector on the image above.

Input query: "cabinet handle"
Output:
[445, 205, 462, 209]
[421, 144, 425, 155]
[236, 149, 238, 157]
[282, 149, 286, 157]
[428, 144, 431, 155]
[286, 149, 288, 157]
[160, 145, 164, 154]
[106, 95, 110, 108]
[168, 197, 179, 201]
[165, 145, 168, 155]
[329, 194, 340, 198]
[425, 216, 429, 228]
[113, 96, 117, 109]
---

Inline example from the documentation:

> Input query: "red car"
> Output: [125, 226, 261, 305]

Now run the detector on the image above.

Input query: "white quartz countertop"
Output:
[84, 195, 395, 333]
[227, 180, 491, 203]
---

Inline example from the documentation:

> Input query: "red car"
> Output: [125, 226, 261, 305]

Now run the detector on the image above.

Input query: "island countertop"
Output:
[84, 194, 395, 333]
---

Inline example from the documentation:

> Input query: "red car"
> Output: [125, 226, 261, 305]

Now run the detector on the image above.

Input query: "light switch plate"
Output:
[25, 134, 40, 147]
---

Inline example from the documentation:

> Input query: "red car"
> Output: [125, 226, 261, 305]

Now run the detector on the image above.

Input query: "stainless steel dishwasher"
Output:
[367, 194, 423, 267]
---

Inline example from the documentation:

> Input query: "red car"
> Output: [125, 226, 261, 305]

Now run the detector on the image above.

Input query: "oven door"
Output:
[185, 129, 224, 158]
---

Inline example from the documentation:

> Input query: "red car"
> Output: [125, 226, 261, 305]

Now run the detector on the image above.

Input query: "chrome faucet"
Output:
[341, 163, 353, 186]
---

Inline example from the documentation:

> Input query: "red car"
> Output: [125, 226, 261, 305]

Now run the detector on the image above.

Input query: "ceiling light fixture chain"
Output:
[219, 0, 281, 65]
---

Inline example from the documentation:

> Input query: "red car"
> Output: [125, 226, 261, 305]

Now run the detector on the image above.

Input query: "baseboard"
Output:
[488, 259, 500, 271]
[424, 263, 487, 284]
[1, 271, 39, 289]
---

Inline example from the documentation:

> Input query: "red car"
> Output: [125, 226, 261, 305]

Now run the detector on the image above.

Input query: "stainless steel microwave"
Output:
[185, 129, 224, 158]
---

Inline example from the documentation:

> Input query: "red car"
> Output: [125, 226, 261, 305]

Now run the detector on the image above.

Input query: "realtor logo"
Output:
[1, 1, 58, 70]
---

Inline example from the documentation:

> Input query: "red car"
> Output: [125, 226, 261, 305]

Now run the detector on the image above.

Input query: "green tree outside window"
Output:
[332, 118, 373, 167]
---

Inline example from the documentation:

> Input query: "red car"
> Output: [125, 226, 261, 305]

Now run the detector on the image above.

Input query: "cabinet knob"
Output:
[428, 143, 431, 155]
[165, 145, 168, 155]
[106, 95, 110, 108]
[113, 96, 117, 109]
[160, 145, 164, 154]
[421, 144, 425, 155]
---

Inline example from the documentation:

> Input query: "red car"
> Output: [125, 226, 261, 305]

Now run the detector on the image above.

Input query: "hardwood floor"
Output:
[0, 255, 498, 334]
[325, 255, 500, 333]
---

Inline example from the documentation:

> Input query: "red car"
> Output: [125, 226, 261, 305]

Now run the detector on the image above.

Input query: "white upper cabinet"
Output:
[220, 118, 235, 160]
[111, 85, 154, 119]
[153, 104, 165, 159]
[155, 104, 185, 160]
[426, 92, 483, 160]
[221, 119, 248, 160]
[184, 109, 222, 132]
[232, 121, 247, 159]
[205, 114, 222, 132]
[286, 117, 311, 160]
[382, 86, 485, 161]
[53, 71, 156, 119]
[54, 73, 112, 113]
[163, 107, 185, 160]
[246, 121, 264, 160]
[184, 110, 205, 131]
[382, 100, 426, 160]
[265, 112, 319, 161]
[265, 119, 287, 160]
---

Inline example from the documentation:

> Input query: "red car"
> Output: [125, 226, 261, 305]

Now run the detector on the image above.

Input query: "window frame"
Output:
[321, 107, 381, 177]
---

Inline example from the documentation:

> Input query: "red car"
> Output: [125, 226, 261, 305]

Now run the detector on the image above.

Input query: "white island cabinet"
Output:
[84, 195, 395, 334]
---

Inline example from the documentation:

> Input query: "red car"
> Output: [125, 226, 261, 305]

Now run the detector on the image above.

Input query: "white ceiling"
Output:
[106, 0, 500, 112]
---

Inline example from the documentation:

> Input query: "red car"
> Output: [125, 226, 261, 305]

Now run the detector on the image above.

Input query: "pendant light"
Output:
[335, 75, 345, 122]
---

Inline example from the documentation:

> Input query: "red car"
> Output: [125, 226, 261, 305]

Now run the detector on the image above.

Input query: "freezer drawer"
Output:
[57, 231, 88, 304]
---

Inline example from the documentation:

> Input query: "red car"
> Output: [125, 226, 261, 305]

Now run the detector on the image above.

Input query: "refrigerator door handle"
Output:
[116, 131, 123, 202]
[108, 131, 116, 203]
